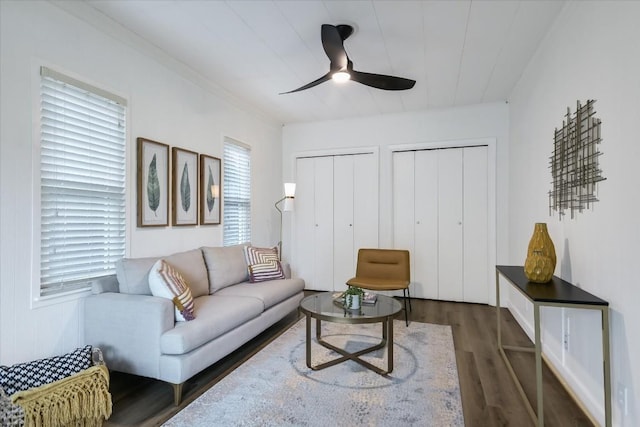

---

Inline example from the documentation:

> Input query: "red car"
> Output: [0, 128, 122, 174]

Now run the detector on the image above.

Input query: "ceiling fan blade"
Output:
[279, 72, 332, 94]
[321, 24, 348, 70]
[350, 70, 416, 91]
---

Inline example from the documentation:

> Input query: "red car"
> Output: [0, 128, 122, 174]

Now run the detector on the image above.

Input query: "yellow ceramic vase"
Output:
[524, 223, 556, 283]
[524, 251, 554, 283]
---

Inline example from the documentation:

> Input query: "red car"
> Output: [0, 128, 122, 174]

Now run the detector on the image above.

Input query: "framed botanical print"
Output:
[199, 154, 221, 225]
[137, 138, 169, 227]
[172, 147, 199, 226]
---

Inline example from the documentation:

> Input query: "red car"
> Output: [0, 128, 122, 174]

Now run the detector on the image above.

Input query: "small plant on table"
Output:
[344, 285, 365, 309]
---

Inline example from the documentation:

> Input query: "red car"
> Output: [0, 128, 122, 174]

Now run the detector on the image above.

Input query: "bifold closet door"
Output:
[437, 149, 464, 302]
[294, 156, 333, 291]
[392, 146, 489, 304]
[392, 151, 415, 290]
[393, 151, 438, 300]
[462, 146, 488, 303]
[333, 154, 379, 291]
[414, 150, 439, 300]
[295, 153, 378, 292]
[333, 156, 354, 291]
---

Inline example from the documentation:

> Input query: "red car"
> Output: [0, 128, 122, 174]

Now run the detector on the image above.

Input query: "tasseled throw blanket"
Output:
[11, 365, 112, 427]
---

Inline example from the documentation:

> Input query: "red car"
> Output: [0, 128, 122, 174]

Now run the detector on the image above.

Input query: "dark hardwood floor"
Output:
[104, 293, 594, 426]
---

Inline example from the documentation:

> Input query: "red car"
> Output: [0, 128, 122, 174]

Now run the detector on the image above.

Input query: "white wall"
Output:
[282, 102, 509, 300]
[508, 2, 639, 425]
[0, 1, 283, 365]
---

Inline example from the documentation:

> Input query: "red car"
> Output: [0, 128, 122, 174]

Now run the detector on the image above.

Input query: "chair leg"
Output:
[402, 289, 409, 326]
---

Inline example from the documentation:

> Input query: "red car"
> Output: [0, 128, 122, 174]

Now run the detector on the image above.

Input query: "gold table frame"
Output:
[299, 292, 402, 375]
[496, 266, 611, 427]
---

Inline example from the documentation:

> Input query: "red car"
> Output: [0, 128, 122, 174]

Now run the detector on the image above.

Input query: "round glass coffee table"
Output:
[299, 292, 402, 375]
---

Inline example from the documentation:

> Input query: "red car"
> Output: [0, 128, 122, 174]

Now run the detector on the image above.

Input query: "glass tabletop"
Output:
[299, 292, 402, 324]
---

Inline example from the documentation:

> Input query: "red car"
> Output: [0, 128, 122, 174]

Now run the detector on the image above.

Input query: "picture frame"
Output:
[137, 138, 169, 227]
[172, 147, 199, 226]
[199, 154, 222, 225]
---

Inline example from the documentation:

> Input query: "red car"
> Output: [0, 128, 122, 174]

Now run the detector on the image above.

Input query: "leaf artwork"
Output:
[147, 154, 160, 216]
[206, 165, 215, 213]
[180, 163, 191, 212]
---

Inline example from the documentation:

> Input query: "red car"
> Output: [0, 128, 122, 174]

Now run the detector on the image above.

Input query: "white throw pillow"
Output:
[148, 259, 195, 321]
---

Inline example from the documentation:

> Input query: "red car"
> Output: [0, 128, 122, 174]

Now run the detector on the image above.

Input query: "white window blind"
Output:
[223, 140, 251, 246]
[40, 67, 126, 297]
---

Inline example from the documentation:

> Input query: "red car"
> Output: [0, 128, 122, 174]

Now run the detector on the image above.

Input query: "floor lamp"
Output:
[274, 182, 295, 260]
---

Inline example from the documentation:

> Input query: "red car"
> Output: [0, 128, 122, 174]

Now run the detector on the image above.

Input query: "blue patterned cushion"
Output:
[0, 345, 92, 396]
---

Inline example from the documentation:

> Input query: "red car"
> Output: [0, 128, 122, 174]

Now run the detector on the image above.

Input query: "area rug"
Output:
[164, 319, 464, 427]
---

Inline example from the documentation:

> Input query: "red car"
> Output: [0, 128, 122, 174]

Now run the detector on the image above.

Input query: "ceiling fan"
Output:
[280, 24, 416, 94]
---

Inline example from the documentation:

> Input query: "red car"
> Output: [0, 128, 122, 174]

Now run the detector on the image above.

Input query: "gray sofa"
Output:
[84, 245, 305, 404]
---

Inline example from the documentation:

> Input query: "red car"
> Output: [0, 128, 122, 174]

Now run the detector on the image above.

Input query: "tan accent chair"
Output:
[346, 248, 411, 326]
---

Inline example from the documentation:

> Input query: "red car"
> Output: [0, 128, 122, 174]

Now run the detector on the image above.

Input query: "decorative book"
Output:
[362, 292, 377, 304]
[332, 291, 377, 305]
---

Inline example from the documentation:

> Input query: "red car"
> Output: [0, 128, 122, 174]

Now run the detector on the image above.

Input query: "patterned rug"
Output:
[164, 319, 464, 427]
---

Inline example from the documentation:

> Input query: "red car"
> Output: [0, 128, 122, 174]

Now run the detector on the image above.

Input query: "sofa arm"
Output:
[84, 293, 174, 379]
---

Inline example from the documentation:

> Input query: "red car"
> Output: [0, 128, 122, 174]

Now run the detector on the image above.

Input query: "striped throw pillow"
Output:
[149, 259, 196, 321]
[248, 261, 285, 283]
[244, 246, 285, 282]
[243, 245, 279, 265]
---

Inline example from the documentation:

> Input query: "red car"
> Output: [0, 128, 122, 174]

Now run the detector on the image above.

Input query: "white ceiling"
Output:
[84, 0, 565, 124]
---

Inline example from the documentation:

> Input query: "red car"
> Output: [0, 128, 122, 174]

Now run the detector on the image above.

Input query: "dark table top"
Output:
[496, 265, 608, 306]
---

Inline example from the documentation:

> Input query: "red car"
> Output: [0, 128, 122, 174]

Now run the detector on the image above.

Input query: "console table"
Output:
[495, 266, 611, 427]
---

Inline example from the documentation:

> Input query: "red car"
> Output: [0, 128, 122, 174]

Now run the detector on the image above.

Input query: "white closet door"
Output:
[353, 153, 379, 255]
[294, 157, 316, 287]
[437, 148, 464, 302]
[333, 155, 354, 291]
[393, 151, 415, 279]
[414, 150, 439, 299]
[313, 156, 334, 291]
[463, 146, 488, 303]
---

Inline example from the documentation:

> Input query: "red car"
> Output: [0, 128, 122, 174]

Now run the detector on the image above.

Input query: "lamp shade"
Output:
[283, 182, 295, 212]
[284, 182, 296, 197]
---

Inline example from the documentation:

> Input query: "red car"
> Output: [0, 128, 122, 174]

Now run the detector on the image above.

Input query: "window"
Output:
[39, 67, 126, 297]
[223, 139, 251, 246]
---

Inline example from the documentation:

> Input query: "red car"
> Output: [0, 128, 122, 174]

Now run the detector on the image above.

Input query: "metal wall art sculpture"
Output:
[549, 100, 606, 219]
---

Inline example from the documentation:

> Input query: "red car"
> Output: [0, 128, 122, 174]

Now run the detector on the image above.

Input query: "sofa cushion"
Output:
[201, 245, 249, 293]
[214, 278, 305, 311]
[160, 295, 263, 355]
[116, 256, 156, 295]
[149, 259, 196, 322]
[164, 250, 209, 298]
[116, 249, 209, 297]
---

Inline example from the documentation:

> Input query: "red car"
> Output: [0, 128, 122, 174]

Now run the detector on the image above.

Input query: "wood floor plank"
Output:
[455, 349, 486, 425]
[103, 294, 593, 426]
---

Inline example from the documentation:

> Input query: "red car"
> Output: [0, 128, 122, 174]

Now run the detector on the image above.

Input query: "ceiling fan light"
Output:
[332, 71, 350, 83]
